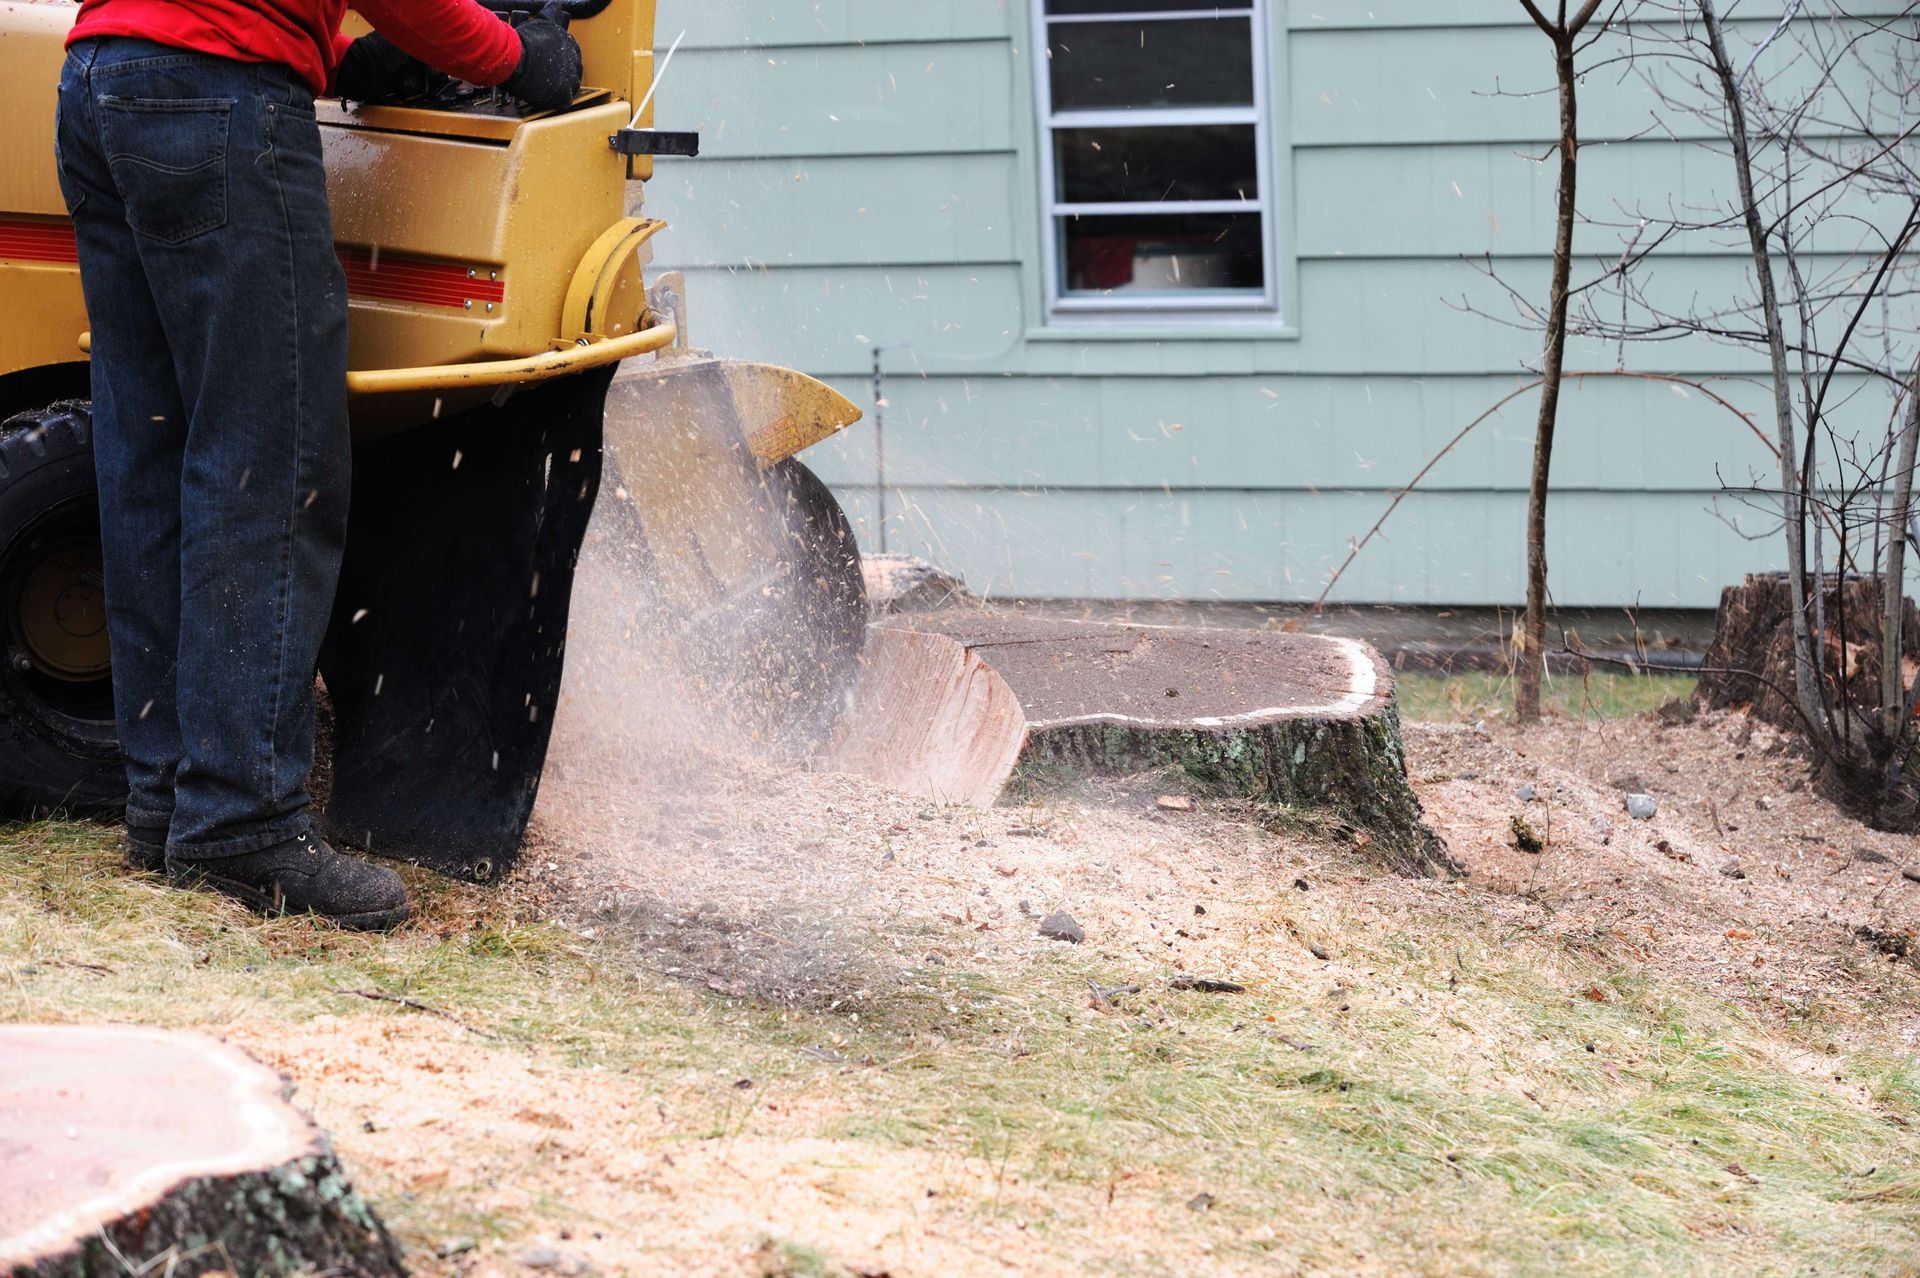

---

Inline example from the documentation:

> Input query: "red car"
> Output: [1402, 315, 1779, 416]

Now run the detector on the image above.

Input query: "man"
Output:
[53, 0, 582, 930]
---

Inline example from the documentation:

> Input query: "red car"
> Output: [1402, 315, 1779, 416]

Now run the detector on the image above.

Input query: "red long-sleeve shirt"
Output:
[68, 0, 523, 97]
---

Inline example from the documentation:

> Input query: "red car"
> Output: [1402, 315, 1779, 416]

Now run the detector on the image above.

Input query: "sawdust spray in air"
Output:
[529, 445, 894, 1007]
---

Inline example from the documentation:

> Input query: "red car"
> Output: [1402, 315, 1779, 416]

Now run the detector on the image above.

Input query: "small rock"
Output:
[1514, 783, 1537, 802]
[1904, 868, 1920, 884]
[1854, 847, 1893, 864]
[1308, 943, 1331, 961]
[1039, 910, 1084, 943]
[1186, 1192, 1216, 1212]
[1625, 793, 1658, 820]
[1292, 878, 1311, 891]
[1457, 768, 1480, 780]
[438, 1238, 478, 1259]
[518, 1247, 565, 1271]
[1155, 795, 1196, 813]
[1720, 862, 1748, 880]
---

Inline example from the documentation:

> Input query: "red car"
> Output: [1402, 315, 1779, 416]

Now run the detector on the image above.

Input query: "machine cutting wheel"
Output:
[594, 361, 868, 755]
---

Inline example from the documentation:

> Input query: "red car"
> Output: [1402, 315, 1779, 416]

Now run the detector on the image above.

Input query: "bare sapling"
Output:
[1515, 0, 1610, 720]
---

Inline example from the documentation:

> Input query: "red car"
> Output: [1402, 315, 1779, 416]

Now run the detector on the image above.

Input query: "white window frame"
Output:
[1030, 0, 1279, 320]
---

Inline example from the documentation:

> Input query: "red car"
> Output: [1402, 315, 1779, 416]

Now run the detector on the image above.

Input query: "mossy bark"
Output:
[1019, 702, 1458, 878]
[18, 1149, 405, 1278]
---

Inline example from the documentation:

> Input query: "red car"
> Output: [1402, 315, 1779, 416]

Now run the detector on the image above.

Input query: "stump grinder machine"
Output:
[0, 0, 870, 881]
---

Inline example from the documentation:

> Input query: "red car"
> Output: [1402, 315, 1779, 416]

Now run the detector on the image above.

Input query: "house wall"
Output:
[641, 0, 1909, 606]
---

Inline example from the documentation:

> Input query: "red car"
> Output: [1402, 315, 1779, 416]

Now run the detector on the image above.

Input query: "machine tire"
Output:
[0, 403, 125, 817]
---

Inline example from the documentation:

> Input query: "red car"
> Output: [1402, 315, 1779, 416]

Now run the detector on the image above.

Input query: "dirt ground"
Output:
[174, 697, 1920, 1277]
[1411, 707, 1920, 1047]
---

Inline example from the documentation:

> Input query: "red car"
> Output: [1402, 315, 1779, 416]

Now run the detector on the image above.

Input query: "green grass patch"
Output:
[5, 819, 1918, 1275]
[1398, 670, 1697, 723]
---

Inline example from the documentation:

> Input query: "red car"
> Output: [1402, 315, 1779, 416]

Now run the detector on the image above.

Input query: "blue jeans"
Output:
[55, 39, 350, 858]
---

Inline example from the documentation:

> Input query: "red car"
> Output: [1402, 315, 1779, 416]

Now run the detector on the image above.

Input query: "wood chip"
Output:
[1168, 976, 1246, 993]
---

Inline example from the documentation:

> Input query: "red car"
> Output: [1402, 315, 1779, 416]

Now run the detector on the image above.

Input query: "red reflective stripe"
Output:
[338, 248, 505, 309]
[0, 221, 504, 312]
[0, 220, 79, 264]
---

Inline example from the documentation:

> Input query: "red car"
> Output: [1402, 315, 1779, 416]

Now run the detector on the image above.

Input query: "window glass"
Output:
[1046, 0, 1252, 15]
[1048, 17, 1256, 112]
[1055, 124, 1258, 204]
[1038, 0, 1273, 310]
[1061, 212, 1264, 294]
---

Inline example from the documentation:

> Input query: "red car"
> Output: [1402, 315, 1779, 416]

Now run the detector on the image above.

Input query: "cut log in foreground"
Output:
[829, 615, 1456, 877]
[0, 1025, 404, 1278]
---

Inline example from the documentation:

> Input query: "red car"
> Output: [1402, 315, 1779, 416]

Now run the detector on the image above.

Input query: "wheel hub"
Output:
[16, 542, 110, 681]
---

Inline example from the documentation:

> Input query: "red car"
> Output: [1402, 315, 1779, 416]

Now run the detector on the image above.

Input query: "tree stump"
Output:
[829, 615, 1457, 877]
[1695, 571, 1920, 731]
[0, 1025, 405, 1277]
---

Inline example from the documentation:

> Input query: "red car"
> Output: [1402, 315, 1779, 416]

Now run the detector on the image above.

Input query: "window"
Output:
[1033, 0, 1276, 319]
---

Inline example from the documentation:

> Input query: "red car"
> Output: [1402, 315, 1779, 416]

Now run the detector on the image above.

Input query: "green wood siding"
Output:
[642, 1, 1907, 606]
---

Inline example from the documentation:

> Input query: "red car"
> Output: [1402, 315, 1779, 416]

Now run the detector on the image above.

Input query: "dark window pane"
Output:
[1047, 0, 1252, 14]
[1049, 18, 1254, 111]
[1061, 212, 1264, 294]
[1055, 124, 1257, 204]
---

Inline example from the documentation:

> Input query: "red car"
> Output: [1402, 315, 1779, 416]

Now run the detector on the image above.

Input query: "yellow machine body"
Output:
[0, 0, 860, 454]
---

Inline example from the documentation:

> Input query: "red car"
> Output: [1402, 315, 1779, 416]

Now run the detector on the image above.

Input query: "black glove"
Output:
[332, 32, 437, 103]
[503, 3, 583, 111]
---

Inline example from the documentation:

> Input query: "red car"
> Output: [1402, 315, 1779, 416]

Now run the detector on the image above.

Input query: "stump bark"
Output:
[831, 614, 1456, 877]
[0, 1025, 405, 1277]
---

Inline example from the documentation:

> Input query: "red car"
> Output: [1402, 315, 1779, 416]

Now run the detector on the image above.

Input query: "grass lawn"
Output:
[5, 809, 1919, 1276]
[1397, 670, 1697, 723]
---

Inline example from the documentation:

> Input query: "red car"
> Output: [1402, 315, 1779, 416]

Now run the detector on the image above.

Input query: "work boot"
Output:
[123, 824, 168, 873]
[167, 831, 411, 932]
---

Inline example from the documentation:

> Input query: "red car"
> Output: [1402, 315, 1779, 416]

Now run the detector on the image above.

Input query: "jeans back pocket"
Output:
[98, 96, 232, 246]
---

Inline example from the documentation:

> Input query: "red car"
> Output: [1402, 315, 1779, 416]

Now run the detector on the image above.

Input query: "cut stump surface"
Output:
[831, 615, 1454, 876]
[0, 1024, 404, 1277]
